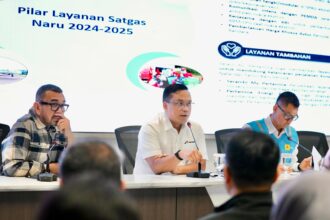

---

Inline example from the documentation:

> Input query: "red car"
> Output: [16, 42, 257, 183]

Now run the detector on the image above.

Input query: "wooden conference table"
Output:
[0, 173, 296, 220]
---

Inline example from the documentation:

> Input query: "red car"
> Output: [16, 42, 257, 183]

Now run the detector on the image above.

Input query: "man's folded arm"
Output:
[145, 154, 180, 174]
[2, 159, 44, 177]
[2, 129, 44, 177]
[145, 150, 206, 175]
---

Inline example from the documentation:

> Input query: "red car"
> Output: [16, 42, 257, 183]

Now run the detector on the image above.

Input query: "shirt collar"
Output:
[163, 112, 173, 131]
[214, 191, 272, 212]
[265, 115, 289, 137]
[162, 112, 188, 132]
[29, 108, 48, 130]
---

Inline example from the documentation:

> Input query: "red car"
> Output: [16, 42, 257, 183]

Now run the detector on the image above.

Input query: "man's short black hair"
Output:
[162, 84, 188, 102]
[37, 172, 140, 220]
[225, 130, 280, 188]
[59, 140, 121, 187]
[276, 91, 300, 108]
[36, 84, 63, 101]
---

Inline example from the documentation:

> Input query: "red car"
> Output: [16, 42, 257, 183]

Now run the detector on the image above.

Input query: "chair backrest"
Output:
[296, 131, 329, 163]
[0, 123, 10, 170]
[114, 125, 141, 174]
[214, 128, 242, 153]
[0, 123, 10, 144]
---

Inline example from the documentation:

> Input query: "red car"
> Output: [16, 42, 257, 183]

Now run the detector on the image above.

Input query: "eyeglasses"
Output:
[167, 100, 193, 109]
[277, 104, 298, 121]
[40, 101, 69, 112]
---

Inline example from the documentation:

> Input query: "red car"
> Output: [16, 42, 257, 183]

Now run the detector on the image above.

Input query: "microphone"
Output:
[287, 135, 314, 170]
[287, 136, 312, 155]
[186, 122, 210, 178]
[37, 130, 61, 182]
[37, 144, 58, 182]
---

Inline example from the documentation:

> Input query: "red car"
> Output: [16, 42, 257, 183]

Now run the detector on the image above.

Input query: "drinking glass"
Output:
[281, 153, 293, 174]
[213, 153, 225, 175]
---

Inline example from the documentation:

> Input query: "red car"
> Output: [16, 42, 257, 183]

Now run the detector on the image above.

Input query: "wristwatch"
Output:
[175, 150, 183, 161]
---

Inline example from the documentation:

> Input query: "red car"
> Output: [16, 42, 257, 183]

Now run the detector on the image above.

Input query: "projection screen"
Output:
[1, 0, 330, 134]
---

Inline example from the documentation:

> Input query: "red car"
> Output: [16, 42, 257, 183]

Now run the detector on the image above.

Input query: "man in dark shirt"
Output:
[37, 172, 140, 220]
[200, 130, 280, 220]
[59, 140, 124, 189]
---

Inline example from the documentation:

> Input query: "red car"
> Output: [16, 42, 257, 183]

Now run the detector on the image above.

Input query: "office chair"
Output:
[214, 128, 242, 153]
[0, 123, 10, 143]
[0, 123, 10, 172]
[296, 131, 329, 163]
[114, 125, 141, 174]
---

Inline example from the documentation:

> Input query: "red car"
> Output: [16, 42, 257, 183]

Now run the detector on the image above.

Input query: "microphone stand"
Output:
[186, 122, 210, 178]
[37, 151, 57, 182]
[287, 136, 314, 169]
[37, 131, 59, 182]
[287, 136, 312, 155]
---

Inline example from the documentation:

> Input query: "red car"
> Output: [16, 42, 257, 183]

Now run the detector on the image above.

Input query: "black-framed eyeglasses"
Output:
[166, 100, 194, 109]
[39, 101, 69, 112]
[277, 104, 298, 121]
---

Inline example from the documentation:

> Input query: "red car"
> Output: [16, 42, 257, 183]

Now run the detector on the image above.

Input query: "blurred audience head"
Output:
[37, 172, 140, 220]
[224, 130, 280, 194]
[271, 171, 330, 220]
[59, 139, 123, 187]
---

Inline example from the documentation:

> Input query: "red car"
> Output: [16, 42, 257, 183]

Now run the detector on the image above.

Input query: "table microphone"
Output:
[287, 136, 312, 155]
[37, 132, 63, 182]
[37, 145, 58, 182]
[186, 122, 210, 178]
[287, 135, 315, 169]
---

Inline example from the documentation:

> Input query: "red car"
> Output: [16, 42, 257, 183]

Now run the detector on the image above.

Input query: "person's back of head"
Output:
[59, 140, 121, 187]
[225, 130, 280, 190]
[271, 171, 330, 220]
[37, 172, 140, 220]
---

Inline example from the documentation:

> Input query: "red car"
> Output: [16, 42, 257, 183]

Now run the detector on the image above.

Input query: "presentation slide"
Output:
[1, 0, 330, 134]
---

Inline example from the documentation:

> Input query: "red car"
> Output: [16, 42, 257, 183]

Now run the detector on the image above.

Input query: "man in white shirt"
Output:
[134, 84, 208, 175]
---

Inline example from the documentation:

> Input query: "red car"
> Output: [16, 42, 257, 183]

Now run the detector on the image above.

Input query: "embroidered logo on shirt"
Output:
[284, 144, 291, 151]
[184, 140, 195, 144]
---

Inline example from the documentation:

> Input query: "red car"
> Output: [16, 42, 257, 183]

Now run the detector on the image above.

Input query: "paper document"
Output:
[312, 146, 322, 171]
